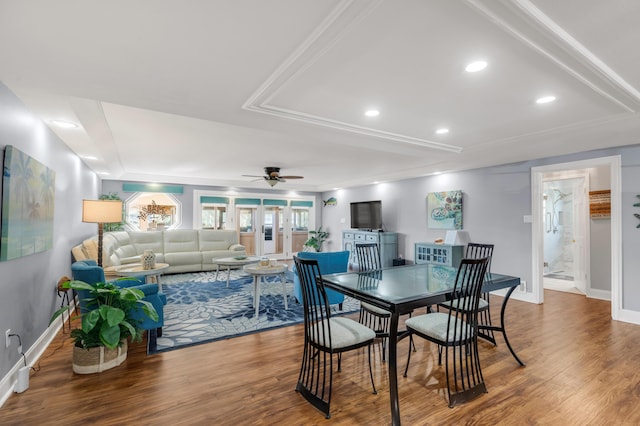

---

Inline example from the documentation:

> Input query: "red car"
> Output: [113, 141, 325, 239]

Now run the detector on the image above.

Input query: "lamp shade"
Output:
[82, 200, 123, 224]
[444, 230, 471, 246]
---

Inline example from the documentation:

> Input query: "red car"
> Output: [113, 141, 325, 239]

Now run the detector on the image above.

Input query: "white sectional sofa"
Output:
[71, 229, 246, 274]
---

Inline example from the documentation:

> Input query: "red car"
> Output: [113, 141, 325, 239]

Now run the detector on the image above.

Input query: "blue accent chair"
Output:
[292, 251, 349, 308]
[70, 260, 166, 336]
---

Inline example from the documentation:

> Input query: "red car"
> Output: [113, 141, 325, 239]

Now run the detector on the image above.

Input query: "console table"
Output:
[342, 230, 397, 268]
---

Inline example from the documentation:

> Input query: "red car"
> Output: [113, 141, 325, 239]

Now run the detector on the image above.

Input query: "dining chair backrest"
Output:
[294, 256, 332, 343]
[355, 243, 382, 272]
[449, 257, 490, 326]
[465, 243, 494, 272]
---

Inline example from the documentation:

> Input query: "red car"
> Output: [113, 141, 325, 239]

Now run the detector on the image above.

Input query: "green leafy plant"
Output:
[304, 227, 329, 252]
[51, 280, 158, 349]
[99, 192, 125, 232]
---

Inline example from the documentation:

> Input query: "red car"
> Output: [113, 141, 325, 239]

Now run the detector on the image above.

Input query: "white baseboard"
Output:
[617, 308, 640, 325]
[587, 288, 611, 301]
[0, 308, 72, 408]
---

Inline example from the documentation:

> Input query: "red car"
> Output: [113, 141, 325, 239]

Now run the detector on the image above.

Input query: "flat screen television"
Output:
[350, 200, 382, 230]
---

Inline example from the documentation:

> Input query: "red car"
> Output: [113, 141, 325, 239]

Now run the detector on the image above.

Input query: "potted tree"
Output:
[51, 279, 158, 374]
[303, 227, 329, 252]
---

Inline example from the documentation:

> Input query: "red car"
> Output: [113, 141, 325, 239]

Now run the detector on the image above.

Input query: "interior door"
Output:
[237, 206, 257, 256]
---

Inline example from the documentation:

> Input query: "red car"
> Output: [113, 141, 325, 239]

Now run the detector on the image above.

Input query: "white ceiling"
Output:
[1, 0, 639, 192]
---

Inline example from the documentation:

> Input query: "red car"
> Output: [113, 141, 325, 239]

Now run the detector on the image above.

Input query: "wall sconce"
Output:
[82, 199, 123, 267]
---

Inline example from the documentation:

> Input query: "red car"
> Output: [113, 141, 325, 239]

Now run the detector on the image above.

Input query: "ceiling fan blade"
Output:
[279, 175, 304, 179]
[242, 174, 264, 178]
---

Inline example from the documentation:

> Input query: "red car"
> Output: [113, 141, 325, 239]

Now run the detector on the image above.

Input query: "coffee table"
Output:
[243, 263, 288, 318]
[114, 263, 170, 290]
[214, 256, 261, 287]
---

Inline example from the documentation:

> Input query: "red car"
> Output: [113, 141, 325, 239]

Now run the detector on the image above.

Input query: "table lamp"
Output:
[82, 199, 123, 267]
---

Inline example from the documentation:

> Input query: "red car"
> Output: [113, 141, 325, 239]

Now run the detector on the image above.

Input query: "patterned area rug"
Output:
[153, 270, 360, 353]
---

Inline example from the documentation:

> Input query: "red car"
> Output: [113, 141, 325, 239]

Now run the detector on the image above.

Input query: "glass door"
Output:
[237, 206, 257, 256]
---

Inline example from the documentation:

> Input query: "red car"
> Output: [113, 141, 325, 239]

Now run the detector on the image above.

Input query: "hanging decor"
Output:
[589, 190, 611, 220]
[427, 190, 463, 230]
[633, 195, 640, 228]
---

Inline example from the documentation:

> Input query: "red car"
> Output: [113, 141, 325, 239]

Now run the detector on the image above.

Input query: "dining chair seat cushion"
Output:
[440, 297, 489, 311]
[361, 302, 391, 316]
[405, 313, 472, 343]
[311, 317, 376, 349]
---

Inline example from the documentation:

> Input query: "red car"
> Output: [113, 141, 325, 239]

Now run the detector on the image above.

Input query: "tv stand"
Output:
[342, 230, 398, 268]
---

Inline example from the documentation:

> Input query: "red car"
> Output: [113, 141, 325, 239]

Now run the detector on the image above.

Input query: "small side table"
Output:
[114, 263, 170, 291]
[243, 264, 288, 318]
[214, 256, 260, 287]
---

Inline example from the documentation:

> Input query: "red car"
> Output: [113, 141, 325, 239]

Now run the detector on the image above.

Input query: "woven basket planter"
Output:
[72, 340, 128, 374]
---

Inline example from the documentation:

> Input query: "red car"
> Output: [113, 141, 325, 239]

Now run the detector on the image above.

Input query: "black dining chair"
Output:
[403, 257, 490, 407]
[355, 243, 391, 360]
[293, 256, 377, 419]
[439, 243, 495, 342]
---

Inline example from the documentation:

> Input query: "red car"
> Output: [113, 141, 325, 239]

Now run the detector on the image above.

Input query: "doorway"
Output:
[531, 156, 621, 320]
[542, 175, 587, 295]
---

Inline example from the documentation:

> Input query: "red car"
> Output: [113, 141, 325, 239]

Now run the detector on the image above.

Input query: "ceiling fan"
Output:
[243, 166, 304, 187]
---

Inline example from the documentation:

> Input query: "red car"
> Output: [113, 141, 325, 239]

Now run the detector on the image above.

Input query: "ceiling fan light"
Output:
[465, 60, 487, 73]
[266, 179, 278, 187]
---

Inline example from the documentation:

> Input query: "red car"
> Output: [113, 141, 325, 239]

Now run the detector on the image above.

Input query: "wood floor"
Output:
[2, 290, 640, 425]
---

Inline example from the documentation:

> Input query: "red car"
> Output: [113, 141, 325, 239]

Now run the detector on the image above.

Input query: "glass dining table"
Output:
[322, 263, 525, 426]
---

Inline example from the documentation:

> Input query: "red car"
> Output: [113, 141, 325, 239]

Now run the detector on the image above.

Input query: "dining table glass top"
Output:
[322, 264, 518, 308]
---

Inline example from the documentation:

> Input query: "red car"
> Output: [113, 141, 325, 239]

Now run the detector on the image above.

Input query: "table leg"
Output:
[478, 285, 526, 366]
[389, 312, 401, 425]
[280, 273, 288, 310]
[215, 264, 220, 281]
[226, 266, 232, 287]
[254, 276, 261, 317]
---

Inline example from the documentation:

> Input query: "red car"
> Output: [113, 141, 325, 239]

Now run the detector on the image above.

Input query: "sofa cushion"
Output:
[129, 231, 164, 254]
[164, 229, 199, 252]
[199, 230, 238, 251]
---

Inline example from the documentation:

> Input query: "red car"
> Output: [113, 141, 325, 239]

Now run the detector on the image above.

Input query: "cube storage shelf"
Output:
[414, 243, 464, 267]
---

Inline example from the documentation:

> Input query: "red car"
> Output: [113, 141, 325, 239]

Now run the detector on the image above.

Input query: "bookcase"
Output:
[414, 243, 464, 267]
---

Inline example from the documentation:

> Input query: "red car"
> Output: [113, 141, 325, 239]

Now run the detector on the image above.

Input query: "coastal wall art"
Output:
[427, 190, 463, 230]
[1, 145, 56, 261]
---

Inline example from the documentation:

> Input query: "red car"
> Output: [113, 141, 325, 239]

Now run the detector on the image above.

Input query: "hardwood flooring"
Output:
[2, 290, 640, 425]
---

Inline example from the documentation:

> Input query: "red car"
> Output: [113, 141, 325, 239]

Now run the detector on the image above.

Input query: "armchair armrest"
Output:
[111, 277, 145, 288]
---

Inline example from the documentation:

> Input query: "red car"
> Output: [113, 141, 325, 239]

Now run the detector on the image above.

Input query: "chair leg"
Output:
[403, 334, 413, 377]
[368, 344, 377, 395]
[337, 353, 342, 372]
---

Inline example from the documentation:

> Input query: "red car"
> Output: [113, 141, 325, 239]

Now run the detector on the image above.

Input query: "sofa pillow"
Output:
[82, 239, 99, 261]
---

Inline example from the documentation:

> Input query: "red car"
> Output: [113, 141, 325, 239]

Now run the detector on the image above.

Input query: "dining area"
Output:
[293, 242, 526, 425]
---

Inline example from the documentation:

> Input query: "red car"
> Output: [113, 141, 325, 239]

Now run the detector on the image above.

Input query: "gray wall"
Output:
[0, 83, 100, 380]
[320, 146, 640, 311]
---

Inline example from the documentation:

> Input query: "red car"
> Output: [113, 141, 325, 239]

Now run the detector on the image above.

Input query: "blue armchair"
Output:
[70, 260, 166, 336]
[292, 251, 349, 308]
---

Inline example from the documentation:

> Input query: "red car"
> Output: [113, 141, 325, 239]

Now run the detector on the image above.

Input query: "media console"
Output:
[342, 230, 398, 269]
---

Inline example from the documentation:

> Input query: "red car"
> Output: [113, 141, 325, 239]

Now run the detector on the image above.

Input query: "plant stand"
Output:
[72, 340, 128, 374]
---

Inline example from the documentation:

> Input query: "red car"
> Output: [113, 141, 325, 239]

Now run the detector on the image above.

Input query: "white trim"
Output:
[617, 308, 640, 325]
[0, 309, 72, 407]
[531, 155, 622, 320]
[588, 289, 611, 301]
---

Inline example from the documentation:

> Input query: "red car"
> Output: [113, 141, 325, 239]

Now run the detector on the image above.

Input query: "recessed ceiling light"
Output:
[465, 61, 487, 73]
[436, 128, 449, 134]
[536, 95, 556, 104]
[81, 155, 97, 160]
[97, 171, 110, 175]
[50, 120, 79, 129]
[365, 109, 380, 117]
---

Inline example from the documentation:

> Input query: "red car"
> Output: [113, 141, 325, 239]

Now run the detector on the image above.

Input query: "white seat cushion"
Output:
[405, 313, 472, 343]
[440, 297, 488, 311]
[310, 317, 375, 349]
[361, 302, 391, 316]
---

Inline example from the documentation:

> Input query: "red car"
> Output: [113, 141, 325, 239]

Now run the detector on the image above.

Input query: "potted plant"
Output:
[51, 279, 158, 374]
[303, 227, 329, 252]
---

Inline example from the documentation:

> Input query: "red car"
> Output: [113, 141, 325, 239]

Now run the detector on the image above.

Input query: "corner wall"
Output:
[0, 82, 100, 400]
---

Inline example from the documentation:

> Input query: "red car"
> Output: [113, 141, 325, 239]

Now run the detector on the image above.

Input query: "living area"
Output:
[3, 1, 640, 424]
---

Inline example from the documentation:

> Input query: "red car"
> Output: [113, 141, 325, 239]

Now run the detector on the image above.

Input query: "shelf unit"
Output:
[342, 230, 398, 268]
[414, 243, 465, 267]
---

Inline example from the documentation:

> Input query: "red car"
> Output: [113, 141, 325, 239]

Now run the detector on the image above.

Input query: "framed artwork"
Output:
[427, 190, 463, 230]
[1, 145, 56, 261]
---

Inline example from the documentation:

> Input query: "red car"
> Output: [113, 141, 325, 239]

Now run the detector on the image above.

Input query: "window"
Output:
[238, 208, 254, 232]
[125, 193, 181, 231]
[292, 208, 309, 231]
[202, 205, 226, 229]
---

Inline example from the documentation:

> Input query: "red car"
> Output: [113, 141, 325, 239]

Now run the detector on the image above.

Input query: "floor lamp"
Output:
[82, 199, 123, 267]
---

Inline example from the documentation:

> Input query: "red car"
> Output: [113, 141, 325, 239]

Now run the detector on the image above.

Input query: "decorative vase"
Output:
[72, 340, 128, 374]
[143, 249, 156, 270]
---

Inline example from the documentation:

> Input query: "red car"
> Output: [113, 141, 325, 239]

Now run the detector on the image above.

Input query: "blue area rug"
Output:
[153, 270, 360, 353]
